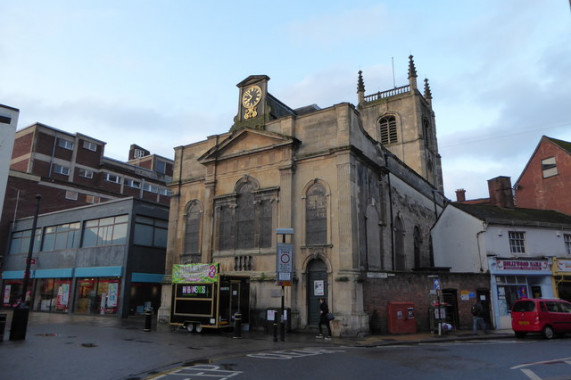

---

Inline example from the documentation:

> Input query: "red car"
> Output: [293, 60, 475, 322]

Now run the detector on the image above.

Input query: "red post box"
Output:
[387, 302, 417, 334]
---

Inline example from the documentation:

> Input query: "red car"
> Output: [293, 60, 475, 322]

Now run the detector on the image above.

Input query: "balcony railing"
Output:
[363, 85, 410, 102]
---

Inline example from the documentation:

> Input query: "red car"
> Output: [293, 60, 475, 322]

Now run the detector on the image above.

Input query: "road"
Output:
[146, 338, 571, 380]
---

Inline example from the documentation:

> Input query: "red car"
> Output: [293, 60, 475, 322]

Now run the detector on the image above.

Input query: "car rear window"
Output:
[512, 301, 535, 312]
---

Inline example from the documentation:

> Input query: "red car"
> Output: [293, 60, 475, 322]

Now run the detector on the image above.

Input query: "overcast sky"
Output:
[2, 1, 570, 200]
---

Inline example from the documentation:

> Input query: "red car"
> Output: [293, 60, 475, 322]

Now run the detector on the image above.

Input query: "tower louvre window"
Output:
[379, 116, 398, 144]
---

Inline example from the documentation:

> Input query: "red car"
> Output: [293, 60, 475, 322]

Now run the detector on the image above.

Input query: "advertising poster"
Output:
[56, 283, 70, 310]
[172, 263, 219, 284]
[314, 280, 324, 296]
[107, 282, 118, 307]
[3, 284, 11, 305]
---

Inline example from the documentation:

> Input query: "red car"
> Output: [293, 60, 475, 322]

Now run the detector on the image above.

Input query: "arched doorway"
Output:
[307, 259, 327, 325]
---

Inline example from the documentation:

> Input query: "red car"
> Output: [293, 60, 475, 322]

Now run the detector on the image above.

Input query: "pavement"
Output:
[0, 310, 514, 380]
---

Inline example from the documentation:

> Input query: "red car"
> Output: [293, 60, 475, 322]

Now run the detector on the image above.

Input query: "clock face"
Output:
[242, 85, 262, 108]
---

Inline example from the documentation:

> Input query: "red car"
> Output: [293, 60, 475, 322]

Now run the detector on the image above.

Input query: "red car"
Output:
[511, 298, 571, 339]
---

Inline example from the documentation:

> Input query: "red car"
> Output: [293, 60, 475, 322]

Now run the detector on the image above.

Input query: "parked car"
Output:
[511, 298, 571, 339]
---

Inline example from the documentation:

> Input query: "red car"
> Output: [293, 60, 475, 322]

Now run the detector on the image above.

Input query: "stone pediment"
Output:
[198, 128, 296, 163]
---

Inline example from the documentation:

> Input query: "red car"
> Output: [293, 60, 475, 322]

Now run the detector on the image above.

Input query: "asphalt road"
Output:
[147, 338, 571, 380]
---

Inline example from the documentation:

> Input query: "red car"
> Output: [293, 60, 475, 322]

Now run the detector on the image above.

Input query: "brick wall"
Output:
[364, 272, 490, 334]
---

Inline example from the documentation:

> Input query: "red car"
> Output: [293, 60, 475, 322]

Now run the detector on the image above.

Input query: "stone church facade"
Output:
[158, 56, 448, 335]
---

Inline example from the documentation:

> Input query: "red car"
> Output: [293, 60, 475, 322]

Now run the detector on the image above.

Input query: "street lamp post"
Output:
[10, 194, 41, 341]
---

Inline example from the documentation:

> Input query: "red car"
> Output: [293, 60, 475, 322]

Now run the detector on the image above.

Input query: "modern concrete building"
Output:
[0, 104, 19, 219]
[1, 197, 168, 317]
[1, 123, 174, 267]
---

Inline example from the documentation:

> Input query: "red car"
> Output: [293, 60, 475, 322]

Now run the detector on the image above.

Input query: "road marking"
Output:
[247, 347, 345, 360]
[511, 356, 571, 369]
[150, 364, 242, 379]
[520, 369, 542, 380]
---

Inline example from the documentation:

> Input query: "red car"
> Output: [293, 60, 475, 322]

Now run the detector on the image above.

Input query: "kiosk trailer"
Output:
[170, 263, 249, 333]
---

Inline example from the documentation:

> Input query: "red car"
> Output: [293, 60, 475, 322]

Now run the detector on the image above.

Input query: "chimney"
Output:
[487, 176, 514, 208]
[455, 189, 466, 202]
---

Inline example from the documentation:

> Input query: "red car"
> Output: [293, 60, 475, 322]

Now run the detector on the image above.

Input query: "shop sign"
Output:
[556, 259, 571, 272]
[496, 259, 548, 271]
[172, 263, 219, 284]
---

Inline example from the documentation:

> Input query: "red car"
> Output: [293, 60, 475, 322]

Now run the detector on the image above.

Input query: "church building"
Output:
[159, 56, 449, 335]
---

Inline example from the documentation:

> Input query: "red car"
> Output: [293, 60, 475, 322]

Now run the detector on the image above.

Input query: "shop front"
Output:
[552, 258, 571, 302]
[74, 267, 123, 315]
[488, 257, 554, 329]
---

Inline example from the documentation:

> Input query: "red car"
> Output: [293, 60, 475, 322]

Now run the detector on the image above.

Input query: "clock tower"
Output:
[232, 75, 270, 132]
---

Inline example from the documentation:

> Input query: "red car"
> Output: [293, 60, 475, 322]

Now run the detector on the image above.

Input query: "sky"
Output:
[1, 0, 570, 200]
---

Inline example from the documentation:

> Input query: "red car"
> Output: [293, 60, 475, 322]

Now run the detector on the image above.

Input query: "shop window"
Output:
[305, 182, 327, 246]
[76, 278, 120, 315]
[82, 215, 128, 247]
[42, 222, 81, 251]
[508, 231, 526, 254]
[134, 215, 168, 248]
[9, 228, 41, 254]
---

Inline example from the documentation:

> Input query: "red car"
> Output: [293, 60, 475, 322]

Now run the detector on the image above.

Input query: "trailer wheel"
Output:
[195, 324, 203, 333]
[185, 323, 194, 333]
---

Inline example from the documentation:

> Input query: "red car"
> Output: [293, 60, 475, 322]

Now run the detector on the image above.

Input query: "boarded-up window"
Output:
[306, 183, 327, 246]
[541, 157, 558, 178]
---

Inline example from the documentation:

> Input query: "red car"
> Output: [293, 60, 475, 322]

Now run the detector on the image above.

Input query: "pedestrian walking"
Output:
[472, 300, 487, 334]
[316, 298, 332, 339]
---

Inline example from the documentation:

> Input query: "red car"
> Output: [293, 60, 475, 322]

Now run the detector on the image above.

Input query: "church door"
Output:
[307, 259, 327, 325]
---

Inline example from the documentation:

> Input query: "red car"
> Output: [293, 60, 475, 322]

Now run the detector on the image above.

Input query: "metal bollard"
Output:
[233, 313, 242, 339]
[144, 308, 152, 332]
[273, 322, 278, 342]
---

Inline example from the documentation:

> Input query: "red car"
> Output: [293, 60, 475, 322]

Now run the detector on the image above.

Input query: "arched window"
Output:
[422, 118, 431, 148]
[237, 182, 255, 249]
[184, 201, 202, 262]
[379, 115, 398, 145]
[306, 183, 327, 246]
[414, 226, 422, 269]
[394, 216, 405, 271]
[215, 176, 274, 251]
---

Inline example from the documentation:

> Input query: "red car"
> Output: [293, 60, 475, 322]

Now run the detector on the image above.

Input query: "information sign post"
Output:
[275, 228, 294, 342]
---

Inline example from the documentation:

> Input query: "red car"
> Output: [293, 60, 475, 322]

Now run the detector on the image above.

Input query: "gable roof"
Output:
[452, 202, 571, 229]
[198, 127, 298, 163]
[515, 135, 571, 186]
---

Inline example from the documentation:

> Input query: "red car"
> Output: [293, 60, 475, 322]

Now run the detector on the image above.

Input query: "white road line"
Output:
[511, 356, 571, 369]
[520, 369, 543, 380]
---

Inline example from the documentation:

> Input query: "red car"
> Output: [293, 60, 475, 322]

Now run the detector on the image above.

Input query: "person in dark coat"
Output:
[317, 298, 332, 339]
